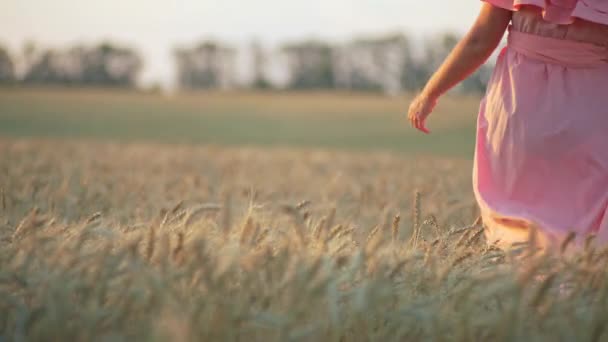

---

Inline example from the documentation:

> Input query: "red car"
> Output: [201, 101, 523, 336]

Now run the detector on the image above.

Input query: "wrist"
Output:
[421, 88, 440, 103]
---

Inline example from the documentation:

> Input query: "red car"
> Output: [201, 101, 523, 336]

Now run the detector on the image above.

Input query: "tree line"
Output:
[0, 32, 493, 94]
[0, 42, 142, 88]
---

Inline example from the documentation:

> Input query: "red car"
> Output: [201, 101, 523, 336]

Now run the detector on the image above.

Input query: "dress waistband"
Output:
[507, 28, 608, 68]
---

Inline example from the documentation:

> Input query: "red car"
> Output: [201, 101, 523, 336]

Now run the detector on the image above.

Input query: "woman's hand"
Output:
[407, 92, 437, 134]
[405, 3, 511, 134]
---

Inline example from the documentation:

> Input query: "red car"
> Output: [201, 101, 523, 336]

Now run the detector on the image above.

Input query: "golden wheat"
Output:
[0, 138, 606, 341]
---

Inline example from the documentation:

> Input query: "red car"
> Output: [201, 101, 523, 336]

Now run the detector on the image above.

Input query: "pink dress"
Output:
[474, 0, 608, 250]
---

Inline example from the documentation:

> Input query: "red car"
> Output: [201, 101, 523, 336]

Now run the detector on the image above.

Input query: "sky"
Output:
[0, 0, 483, 87]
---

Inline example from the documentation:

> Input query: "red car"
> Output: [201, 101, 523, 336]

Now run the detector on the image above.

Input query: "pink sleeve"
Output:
[482, 0, 566, 11]
[482, 0, 608, 25]
[481, 0, 515, 10]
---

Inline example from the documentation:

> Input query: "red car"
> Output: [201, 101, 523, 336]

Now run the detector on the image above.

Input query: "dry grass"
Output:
[1, 138, 607, 341]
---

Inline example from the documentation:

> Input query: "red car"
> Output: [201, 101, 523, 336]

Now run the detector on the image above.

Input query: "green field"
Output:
[0, 88, 480, 156]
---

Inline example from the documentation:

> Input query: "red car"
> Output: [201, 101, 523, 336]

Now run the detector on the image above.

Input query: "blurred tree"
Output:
[0, 46, 15, 84]
[278, 32, 491, 95]
[334, 33, 411, 95]
[250, 40, 272, 90]
[8, 33, 493, 94]
[22, 42, 142, 87]
[174, 41, 236, 90]
[416, 33, 491, 94]
[401, 57, 429, 92]
[427, 33, 460, 70]
[461, 64, 492, 94]
[22, 49, 61, 84]
[81, 43, 143, 86]
[405, 33, 460, 93]
[282, 40, 335, 90]
[22, 41, 38, 69]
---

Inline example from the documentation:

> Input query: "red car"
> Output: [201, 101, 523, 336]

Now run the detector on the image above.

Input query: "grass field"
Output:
[1, 90, 607, 341]
[0, 88, 480, 156]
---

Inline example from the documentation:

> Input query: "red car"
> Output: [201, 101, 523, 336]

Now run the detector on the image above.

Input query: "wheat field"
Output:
[1, 137, 607, 341]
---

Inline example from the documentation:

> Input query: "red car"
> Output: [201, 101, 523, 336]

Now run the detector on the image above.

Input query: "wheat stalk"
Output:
[391, 214, 401, 244]
[411, 190, 421, 247]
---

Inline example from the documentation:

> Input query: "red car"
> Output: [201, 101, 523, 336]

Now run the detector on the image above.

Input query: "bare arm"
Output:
[408, 4, 512, 133]
[423, 4, 511, 98]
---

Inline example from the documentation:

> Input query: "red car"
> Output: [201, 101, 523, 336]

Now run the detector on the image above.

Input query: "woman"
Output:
[408, 1, 608, 250]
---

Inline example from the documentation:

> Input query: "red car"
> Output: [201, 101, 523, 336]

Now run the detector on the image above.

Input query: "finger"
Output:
[412, 112, 420, 127]
[409, 115, 416, 129]
[414, 118, 423, 131]
[418, 125, 431, 134]
[414, 117, 430, 134]
[413, 114, 422, 129]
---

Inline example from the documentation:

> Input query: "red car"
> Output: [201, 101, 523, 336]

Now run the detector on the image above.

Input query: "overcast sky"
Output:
[0, 0, 483, 86]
